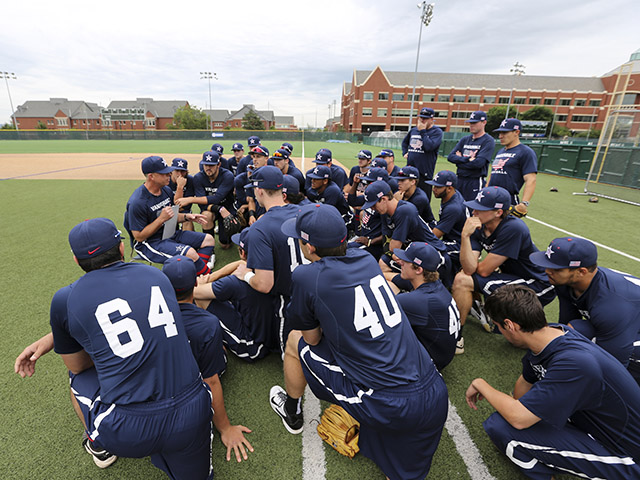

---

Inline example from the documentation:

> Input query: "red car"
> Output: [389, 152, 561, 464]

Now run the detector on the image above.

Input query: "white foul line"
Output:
[527, 216, 640, 264]
[302, 386, 326, 480]
[445, 400, 496, 480]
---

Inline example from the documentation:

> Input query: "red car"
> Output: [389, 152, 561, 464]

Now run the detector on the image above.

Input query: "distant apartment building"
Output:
[102, 98, 188, 130]
[12, 98, 102, 130]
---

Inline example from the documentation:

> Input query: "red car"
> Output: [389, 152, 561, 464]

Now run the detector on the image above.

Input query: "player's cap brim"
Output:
[281, 217, 300, 240]
[529, 251, 566, 269]
[392, 248, 412, 263]
[362, 198, 379, 210]
[152, 166, 175, 174]
[231, 233, 242, 246]
[463, 199, 493, 211]
[425, 179, 444, 186]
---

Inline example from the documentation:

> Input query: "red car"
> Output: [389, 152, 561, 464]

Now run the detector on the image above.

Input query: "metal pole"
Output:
[2, 72, 19, 132]
[408, 3, 434, 131]
[200, 72, 216, 131]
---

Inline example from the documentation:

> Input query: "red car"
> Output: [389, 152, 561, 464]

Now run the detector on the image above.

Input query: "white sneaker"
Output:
[469, 300, 493, 333]
[455, 337, 465, 355]
[207, 254, 215, 271]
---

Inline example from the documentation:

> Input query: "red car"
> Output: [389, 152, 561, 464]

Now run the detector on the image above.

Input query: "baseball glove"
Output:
[316, 404, 360, 458]
[509, 204, 528, 218]
[222, 214, 243, 237]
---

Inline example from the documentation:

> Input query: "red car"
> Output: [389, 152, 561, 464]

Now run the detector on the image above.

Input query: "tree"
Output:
[552, 125, 571, 138]
[1, 121, 16, 130]
[486, 106, 519, 134]
[520, 106, 554, 123]
[242, 110, 265, 130]
[169, 105, 209, 130]
[36, 121, 47, 130]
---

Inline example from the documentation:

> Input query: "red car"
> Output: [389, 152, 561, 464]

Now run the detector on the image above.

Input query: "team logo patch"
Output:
[569, 261, 581, 267]
[301, 231, 309, 241]
[494, 203, 503, 209]
[414, 258, 422, 265]
[205, 154, 212, 161]
[376, 191, 384, 199]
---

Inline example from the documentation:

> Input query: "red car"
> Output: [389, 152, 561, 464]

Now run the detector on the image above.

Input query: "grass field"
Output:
[1, 139, 639, 480]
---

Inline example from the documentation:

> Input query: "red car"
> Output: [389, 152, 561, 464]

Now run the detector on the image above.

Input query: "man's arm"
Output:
[466, 378, 540, 430]
[476, 253, 508, 277]
[204, 373, 254, 462]
[520, 173, 537, 205]
[233, 263, 274, 294]
[459, 217, 483, 274]
[131, 205, 174, 242]
[421, 126, 443, 151]
[15, 333, 55, 378]
[513, 375, 533, 400]
[301, 326, 322, 346]
[60, 350, 94, 375]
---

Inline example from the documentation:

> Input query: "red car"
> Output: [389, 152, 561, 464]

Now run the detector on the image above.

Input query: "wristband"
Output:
[243, 271, 255, 285]
[248, 210, 256, 217]
[209, 204, 221, 214]
[521, 201, 529, 207]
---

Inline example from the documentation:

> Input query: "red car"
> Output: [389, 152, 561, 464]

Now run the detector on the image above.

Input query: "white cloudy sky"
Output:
[1, 0, 638, 127]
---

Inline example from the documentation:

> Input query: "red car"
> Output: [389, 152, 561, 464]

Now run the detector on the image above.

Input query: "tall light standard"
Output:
[407, 2, 435, 131]
[1, 72, 18, 132]
[200, 71, 217, 131]
[505, 62, 525, 120]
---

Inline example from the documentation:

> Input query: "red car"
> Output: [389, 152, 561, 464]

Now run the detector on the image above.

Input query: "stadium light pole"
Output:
[505, 62, 525, 120]
[200, 71, 217, 131]
[1, 72, 19, 132]
[407, 2, 435, 131]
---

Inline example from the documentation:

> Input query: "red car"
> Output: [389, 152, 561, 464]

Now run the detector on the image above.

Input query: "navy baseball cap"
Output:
[171, 158, 188, 171]
[281, 203, 347, 249]
[250, 145, 269, 157]
[394, 242, 441, 272]
[270, 149, 290, 161]
[142, 156, 174, 175]
[494, 118, 522, 132]
[231, 228, 250, 251]
[69, 218, 122, 260]
[393, 166, 420, 180]
[211, 143, 224, 154]
[361, 167, 390, 184]
[162, 255, 197, 292]
[248, 136, 261, 147]
[371, 157, 387, 169]
[419, 107, 435, 119]
[362, 180, 391, 209]
[427, 170, 458, 188]
[464, 186, 511, 211]
[244, 165, 283, 189]
[307, 165, 331, 179]
[465, 111, 487, 123]
[282, 174, 300, 195]
[232, 143, 244, 151]
[357, 149, 372, 160]
[281, 142, 294, 154]
[313, 148, 332, 164]
[201, 151, 220, 165]
[529, 237, 598, 270]
[378, 149, 394, 158]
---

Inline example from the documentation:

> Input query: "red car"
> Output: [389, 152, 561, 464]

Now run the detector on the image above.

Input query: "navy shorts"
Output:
[473, 271, 556, 306]
[134, 230, 207, 264]
[71, 368, 213, 480]
[484, 412, 640, 480]
[457, 176, 485, 202]
[298, 338, 448, 480]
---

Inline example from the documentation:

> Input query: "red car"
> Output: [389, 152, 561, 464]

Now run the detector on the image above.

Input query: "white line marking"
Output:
[302, 386, 326, 480]
[446, 400, 496, 480]
[527, 216, 640, 264]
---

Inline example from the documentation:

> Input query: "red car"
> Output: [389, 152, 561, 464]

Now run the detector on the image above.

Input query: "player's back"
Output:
[67, 262, 200, 405]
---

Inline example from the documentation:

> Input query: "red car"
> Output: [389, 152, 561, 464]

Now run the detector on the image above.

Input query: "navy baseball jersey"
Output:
[555, 267, 640, 371]
[193, 169, 235, 211]
[433, 190, 467, 247]
[54, 262, 200, 405]
[282, 165, 306, 192]
[488, 143, 538, 197]
[246, 204, 305, 297]
[520, 325, 640, 460]
[305, 165, 349, 192]
[470, 215, 548, 283]
[357, 207, 383, 238]
[447, 133, 495, 178]
[169, 176, 195, 206]
[235, 154, 253, 175]
[348, 166, 368, 195]
[402, 126, 443, 179]
[382, 200, 446, 253]
[125, 184, 174, 242]
[233, 171, 253, 208]
[397, 281, 459, 371]
[405, 186, 434, 223]
[288, 248, 435, 389]
[306, 182, 350, 216]
[179, 302, 226, 379]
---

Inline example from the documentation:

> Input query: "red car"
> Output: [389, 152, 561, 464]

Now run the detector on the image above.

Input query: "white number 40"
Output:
[353, 275, 402, 338]
[94, 286, 177, 359]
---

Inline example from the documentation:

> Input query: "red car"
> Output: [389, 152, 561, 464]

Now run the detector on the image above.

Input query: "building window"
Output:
[452, 95, 466, 103]
[544, 98, 556, 105]
[377, 108, 388, 117]
[103, 118, 111, 127]
[392, 93, 404, 101]
[378, 92, 389, 101]
[574, 99, 586, 106]
[571, 115, 597, 123]
[434, 110, 448, 118]
[362, 108, 373, 117]
[451, 111, 471, 119]
[56, 117, 68, 126]
[555, 114, 568, 122]
[437, 94, 450, 102]
[146, 118, 156, 127]
[483, 96, 495, 104]
[422, 94, 435, 102]
[391, 108, 417, 117]
[498, 97, 510, 104]
[559, 99, 571, 106]
[513, 97, 526, 104]
[467, 95, 480, 103]
[363, 92, 374, 101]
[407, 94, 419, 102]
[589, 99, 601, 107]
[529, 98, 541, 105]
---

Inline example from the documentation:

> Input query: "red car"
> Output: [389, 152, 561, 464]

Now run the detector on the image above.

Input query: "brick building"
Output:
[12, 98, 102, 130]
[102, 98, 188, 130]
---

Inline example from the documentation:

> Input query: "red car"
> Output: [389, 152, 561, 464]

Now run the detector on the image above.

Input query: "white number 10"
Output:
[353, 275, 402, 338]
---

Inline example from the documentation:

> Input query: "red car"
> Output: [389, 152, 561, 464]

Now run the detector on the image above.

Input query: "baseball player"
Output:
[47, 218, 213, 478]
[487, 118, 537, 217]
[467, 284, 640, 480]
[402, 107, 443, 199]
[177, 150, 237, 249]
[282, 174, 311, 206]
[270, 148, 305, 193]
[446, 110, 495, 201]
[280, 142, 294, 156]
[270, 204, 448, 480]
[393, 242, 460, 371]
[236, 136, 261, 175]
[452, 186, 555, 354]
[235, 145, 270, 225]
[124, 156, 214, 274]
[377, 149, 400, 177]
[347, 149, 373, 197]
[304, 148, 348, 192]
[161, 255, 254, 463]
[169, 157, 195, 231]
[228, 143, 244, 175]
[306, 165, 354, 230]
[530, 237, 640, 383]
[392, 165, 435, 223]
[211, 143, 230, 171]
